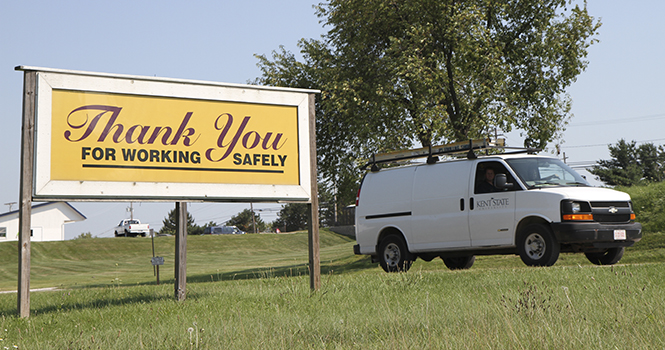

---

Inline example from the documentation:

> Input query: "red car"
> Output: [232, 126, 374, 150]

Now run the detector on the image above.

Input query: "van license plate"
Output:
[614, 230, 626, 240]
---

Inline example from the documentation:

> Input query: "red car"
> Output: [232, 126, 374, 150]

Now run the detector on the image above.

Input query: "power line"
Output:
[568, 112, 665, 127]
[564, 143, 608, 149]
[562, 137, 665, 149]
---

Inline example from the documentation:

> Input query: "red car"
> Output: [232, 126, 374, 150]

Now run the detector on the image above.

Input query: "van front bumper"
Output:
[550, 221, 642, 248]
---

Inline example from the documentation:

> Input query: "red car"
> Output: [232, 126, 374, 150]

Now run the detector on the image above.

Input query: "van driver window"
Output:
[475, 162, 516, 194]
[477, 167, 498, 193]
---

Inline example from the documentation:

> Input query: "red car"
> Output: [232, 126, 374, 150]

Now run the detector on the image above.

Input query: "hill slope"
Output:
[0, 230, 360, 290]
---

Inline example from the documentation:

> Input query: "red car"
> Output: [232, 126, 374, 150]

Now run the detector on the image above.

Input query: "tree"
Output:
[255, 0, 601, 210]
[637, 143, 665, 182]
[591, 139, 665, 186]
[76, 232, 93, 239]
[272, 203, 309, 232]
[227, 209, 266, 233]
[159, 208, 201, 235]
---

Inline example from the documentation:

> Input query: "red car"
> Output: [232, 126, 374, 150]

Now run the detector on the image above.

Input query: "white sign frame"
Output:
[20, 66, 318, 202]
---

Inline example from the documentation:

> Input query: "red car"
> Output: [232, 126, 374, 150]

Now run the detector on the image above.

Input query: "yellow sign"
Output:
[51, 90, 300, 185]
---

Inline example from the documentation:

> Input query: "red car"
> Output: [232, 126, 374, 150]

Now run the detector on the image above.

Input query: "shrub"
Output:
[618, 181, 665, 234]
[75, 232, 93, 239]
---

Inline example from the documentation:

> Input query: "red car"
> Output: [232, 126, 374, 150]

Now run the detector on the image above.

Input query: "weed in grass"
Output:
[186, 322, 201, 349]
[501, 281, 568, 319]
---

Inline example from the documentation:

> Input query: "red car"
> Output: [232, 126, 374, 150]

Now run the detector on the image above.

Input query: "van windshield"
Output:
[505, 158, 590, 189]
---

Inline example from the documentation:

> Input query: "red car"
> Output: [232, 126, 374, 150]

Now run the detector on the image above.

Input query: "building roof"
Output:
[0, 202, 86, 220]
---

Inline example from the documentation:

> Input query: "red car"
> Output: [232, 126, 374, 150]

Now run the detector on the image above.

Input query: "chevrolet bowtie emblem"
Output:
[608, 207, 618, 214]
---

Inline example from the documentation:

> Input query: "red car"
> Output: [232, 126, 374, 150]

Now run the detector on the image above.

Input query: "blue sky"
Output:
[1, 1, 664, 239]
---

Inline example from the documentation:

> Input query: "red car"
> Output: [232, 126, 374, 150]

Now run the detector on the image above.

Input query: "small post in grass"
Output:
[151, 256, 164, 285]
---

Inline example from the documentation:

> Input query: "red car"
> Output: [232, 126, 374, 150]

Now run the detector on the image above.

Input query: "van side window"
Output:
[475, 162, 518, 194]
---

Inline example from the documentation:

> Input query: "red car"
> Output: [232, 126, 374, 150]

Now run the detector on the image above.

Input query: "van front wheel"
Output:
[378, 235, 412, 273]
[585, 247, 624, 265]
[517, 224, 560, 266]
[442, 256, 475, 270]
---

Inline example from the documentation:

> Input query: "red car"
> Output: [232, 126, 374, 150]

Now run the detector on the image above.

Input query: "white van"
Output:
[353, 141, 642, 272]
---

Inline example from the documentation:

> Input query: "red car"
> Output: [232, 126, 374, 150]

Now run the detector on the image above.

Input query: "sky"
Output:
[1, 1, 664, 239]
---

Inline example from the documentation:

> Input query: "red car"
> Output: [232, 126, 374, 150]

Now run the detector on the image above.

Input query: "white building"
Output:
[0, 202, 86, 242]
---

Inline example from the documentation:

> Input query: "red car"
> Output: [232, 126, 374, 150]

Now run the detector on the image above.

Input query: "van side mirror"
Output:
[494, 174, 513, 190]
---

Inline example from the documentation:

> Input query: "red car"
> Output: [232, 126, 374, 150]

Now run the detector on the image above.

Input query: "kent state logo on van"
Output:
[354, 141, 641, 273]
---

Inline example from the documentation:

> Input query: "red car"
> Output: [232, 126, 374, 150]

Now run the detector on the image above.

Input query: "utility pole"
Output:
[4, 202, 17, 212]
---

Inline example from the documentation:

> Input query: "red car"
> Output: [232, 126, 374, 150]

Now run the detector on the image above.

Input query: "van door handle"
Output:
[470, 197, 474, 210]
[460, 198, 464, 211]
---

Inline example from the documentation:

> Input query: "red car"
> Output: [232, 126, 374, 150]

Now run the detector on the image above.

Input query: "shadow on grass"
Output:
[184, 255, 377, 284]
[85, 255, 377, 287]
[0, 288, 207, 317]
[0, 256, 376, 317]
[61, 255, 376, 290]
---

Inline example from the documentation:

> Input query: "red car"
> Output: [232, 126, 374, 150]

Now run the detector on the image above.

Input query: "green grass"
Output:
[0, 228, 664, 349]
[1, 260, 664, 349]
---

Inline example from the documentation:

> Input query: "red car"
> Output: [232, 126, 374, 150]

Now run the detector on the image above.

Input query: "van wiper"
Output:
[532, 182, 561, 188]
[565, 181, 589, 187]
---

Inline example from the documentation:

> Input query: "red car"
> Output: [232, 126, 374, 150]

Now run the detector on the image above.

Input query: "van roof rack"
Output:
[361, 138, 540, 171]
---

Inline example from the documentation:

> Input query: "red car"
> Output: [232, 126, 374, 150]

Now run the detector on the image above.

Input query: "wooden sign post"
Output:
[307, 94, 320, 291]
[18, 71, 36, 318]
[175, 202, 187, 301]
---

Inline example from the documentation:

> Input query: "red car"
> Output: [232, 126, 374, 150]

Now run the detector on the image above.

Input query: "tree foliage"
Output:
[76, 232, 93, 239]
[272, 203, 309, 232]
[591, 139, 665, 186]
[254, 0, 600, 209]
[226, 209, 266, 233]
[159, 208, 202, 235]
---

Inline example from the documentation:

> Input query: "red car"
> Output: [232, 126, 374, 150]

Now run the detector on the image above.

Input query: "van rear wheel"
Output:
[585, 247, 624, 265]
[517, 223, 559, 266]
[378, 235, 412, 273]
[442, 256, 475, 270]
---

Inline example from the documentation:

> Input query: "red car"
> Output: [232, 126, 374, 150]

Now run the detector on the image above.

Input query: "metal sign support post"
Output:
[175, 202, 187, 301]
[307, 94, 321, 291]
[18, 71, 36, 318]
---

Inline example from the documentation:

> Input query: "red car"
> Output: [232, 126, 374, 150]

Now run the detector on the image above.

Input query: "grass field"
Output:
[0, 228, 664, 349]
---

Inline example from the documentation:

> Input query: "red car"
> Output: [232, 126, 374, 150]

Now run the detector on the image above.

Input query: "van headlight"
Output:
[561, 200, 593, 221]
[571, 202, 581, 213]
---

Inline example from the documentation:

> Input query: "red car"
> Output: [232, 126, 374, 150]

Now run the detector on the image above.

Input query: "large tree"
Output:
[255, 0, 600, 208]
[590, 139, 665, 186]
[272, 203, 309, 232]
[159, 208, 202, 235]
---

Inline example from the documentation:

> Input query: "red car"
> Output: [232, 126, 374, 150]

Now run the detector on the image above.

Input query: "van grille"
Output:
[590, 201, 632, 224]
[593, 214, 632, 223]
[590, 201, 630, 208]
